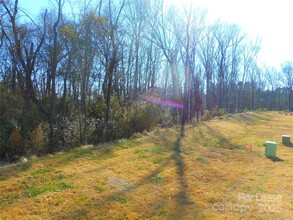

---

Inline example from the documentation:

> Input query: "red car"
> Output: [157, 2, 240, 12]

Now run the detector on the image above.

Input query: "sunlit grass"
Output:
[0, 112, 292, 219]
[23, 181, 73, 197]
[21, 168, 73, 197]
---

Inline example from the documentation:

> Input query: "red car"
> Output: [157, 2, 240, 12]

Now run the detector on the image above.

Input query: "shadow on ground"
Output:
[201, 123, 240, 150]
[58, 126, 197, 219]
[284, 142, 293, 148]
[234, 113, 271, 125]
[168, 126, 195, 219]
[0, 162, 32, 180]
[266, 156, 284, 162]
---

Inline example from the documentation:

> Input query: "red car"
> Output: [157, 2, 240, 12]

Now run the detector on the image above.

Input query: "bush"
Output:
[9, 128, 23, 149]
[87, 95, 172, 142]
[0, 122, 49, 160]
[55, 117, 81, 149]
[29, 122, 49, 154]
[128, 101, 161, 134]
[106, 96, 129, 140]
[0, 120, 13, 159]
[0, 127, 25, 161]
[203, 110, 211, 121]
[0, 92, 174, 159]
[211, 106, 219, 117]
[219, 108, 227, 116]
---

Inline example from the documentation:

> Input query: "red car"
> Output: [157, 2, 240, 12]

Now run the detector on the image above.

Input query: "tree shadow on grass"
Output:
[0, 161, 32, 181]
[42, 144, 116, 169]
[56, 126, 197, 219]
[59, 158, 173, 219]
[201, 123, 239, 150]
[168, 126, 195, 219]
[235, 113, 272, 125]
[0, 144, 116, 181]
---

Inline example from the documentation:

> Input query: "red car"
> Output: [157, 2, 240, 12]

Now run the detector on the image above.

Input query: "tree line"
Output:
[0, 0, 292, 160]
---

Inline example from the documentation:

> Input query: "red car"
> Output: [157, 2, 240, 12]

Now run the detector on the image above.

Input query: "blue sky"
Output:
[20, 0, 293, 69]
[19, 0, 50, 17]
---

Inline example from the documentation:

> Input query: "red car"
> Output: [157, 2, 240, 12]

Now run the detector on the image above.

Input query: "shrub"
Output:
[56, 117, 81, 149]
[0, 120, 13, 159]
[9, 128, 23, 148]
[0, 128, 25, 161]
[29, 123, 49, 154]
[106, 96, 130, 140]
[211, 106, 219, 117]
[219, 108, 227, 116]
[89, 96, 171, 142]
[203, 110, 211, 121]
[128, 101, 161, 134]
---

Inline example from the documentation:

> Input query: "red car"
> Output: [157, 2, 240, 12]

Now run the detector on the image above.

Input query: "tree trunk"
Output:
[49, 0, 62, 151]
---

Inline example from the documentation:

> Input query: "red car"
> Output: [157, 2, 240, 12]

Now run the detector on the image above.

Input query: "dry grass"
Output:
[0, 112, 292, 219]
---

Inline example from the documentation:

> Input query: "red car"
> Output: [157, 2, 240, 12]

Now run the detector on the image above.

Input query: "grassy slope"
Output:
[0, 112, 292, 220]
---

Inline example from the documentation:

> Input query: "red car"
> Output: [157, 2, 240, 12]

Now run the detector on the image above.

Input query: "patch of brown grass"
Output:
[0, 112, 292, 219]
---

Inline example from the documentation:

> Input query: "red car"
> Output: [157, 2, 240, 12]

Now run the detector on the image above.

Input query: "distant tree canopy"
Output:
[0, 0, 292, 160]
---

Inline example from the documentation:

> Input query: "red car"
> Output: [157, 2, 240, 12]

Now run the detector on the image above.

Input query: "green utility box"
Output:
[282, 135, 291, 145]
[265, 141, 277, 158]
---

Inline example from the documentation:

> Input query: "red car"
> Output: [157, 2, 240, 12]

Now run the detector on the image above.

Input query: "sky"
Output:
[19, 0, 293, 69]
[169, 0, 293, 69]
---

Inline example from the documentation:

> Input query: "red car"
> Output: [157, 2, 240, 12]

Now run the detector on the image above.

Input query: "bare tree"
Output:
[147, 0, 180, 119]
[48, 0, 63, 150]
[265, 66, 280, 110]
[1, 0, 48, 115]
[94, 0, 125, 128]
[174, 4, 206, 124]
[199, 28, 216, 111]
[281, 61, 293, 111]
[239, 38, 261, 111]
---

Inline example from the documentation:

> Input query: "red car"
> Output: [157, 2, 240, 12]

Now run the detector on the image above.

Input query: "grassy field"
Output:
[0, 112, 292, 219]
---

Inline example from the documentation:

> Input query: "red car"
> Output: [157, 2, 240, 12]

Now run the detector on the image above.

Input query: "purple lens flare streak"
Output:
[142, 96, 183, 108]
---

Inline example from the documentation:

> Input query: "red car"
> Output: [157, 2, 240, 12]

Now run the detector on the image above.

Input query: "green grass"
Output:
[196, 157, 209, 164]
[155, 203, 167, 217]
[75, 195, 88, 203]
[64, 148, 94, 160]
[116, 140, 140, 149]
[134, 148, 148, 154]
[20, 168, 73, 197]
[134, 146, 167, 155]
[113, 196, 128, 204]
[94, 185, 105, 193]
[16, 162, 32, 171]
[152, 173, 163, 183]
[153, 158, 166, 164]
[0, 193, 21, 206]
[24, 181, 73, 197]
[31, 167, 51, 178]
[0, 162, 32, 181]
[53, 173, 65, 180]
[150, 146, 167, 154]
